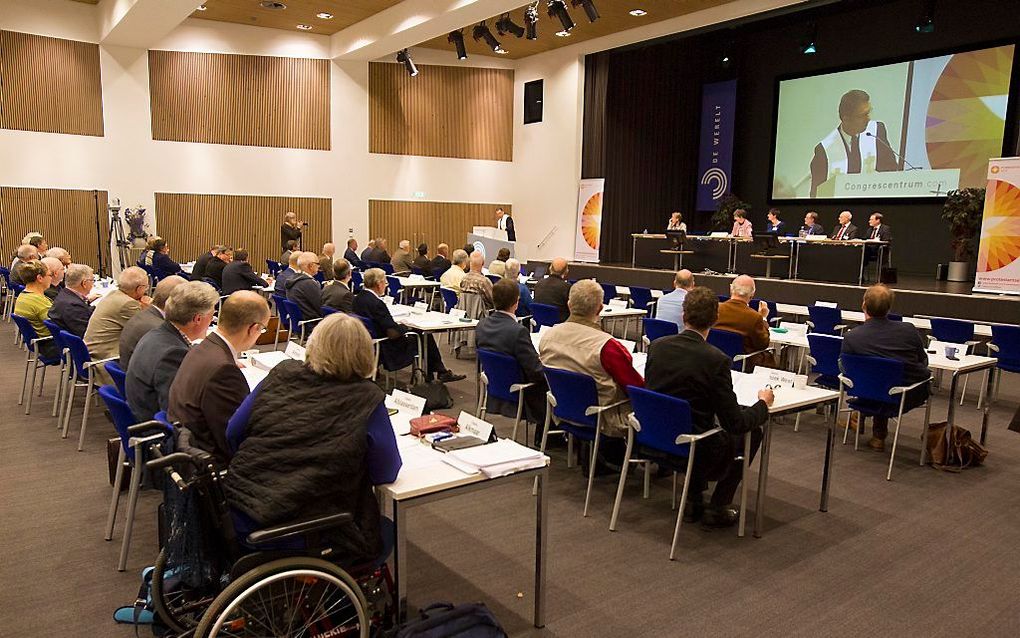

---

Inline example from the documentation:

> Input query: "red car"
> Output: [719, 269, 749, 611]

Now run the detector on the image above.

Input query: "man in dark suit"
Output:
[368, 238, 391, 264]
[118, 275, 187, 370]
[150, 238, 185, 280]
[359, 239, 376, 264]
[222, 249, 269, 295]
[841, 285, 930, 451]
[343, 238, 363, 268]
[190, 245, 220, 281]
[496, 207, 516, 241]
[168, 292, 269, 463]
[809, 89, 897, 197]
[646, 286, 773, 528]
[126, 281, 219, 421]
[280, 240, 298, 267]
[533, 257, 572, 322]
[475, 279, 546, 436]
[48, 263, 98, 337]
[865, 211, 892, 242]
[428, 243, 452, 278]
[829, 210, 858, 240]
[205, 247, 232, 289]
[274, 252, 299, 295]
[799, 211, 825, 237]
[285, 251, 323, 321]
[321, 258, 354, 312]
[353, 268, 465, 383]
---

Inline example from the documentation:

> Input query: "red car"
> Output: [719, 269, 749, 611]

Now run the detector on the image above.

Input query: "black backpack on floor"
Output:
[394, 602, 507, 638]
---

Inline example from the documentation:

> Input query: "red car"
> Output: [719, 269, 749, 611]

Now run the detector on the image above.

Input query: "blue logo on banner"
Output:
[696, 80, 737, 211]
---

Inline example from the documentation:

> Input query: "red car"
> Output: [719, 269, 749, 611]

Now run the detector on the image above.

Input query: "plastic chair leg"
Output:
[77, 376, 95, 451]
[609, 429, 634, 531]
[643, 462, 651, 499]
[61, 378, 78, 439]
[105, 447, 126, 540]
[583, 429, 602, 518]
[19, 355, 31, 406]
[25, 361, 38, 415]
[117, 445, 144, 571]
[669, 444, 697, 561]
[511, 395, 524, 443]
[794, 412, 801, 432]
[886, 403, 907, 481]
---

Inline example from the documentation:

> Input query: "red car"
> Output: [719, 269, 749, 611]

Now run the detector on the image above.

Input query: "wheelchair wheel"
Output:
[194, 557, 369, 638]
[151, 548, 220, 634]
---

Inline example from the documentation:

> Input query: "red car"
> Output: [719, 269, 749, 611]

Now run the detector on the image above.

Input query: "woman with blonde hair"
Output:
[224, 313, 401, 563]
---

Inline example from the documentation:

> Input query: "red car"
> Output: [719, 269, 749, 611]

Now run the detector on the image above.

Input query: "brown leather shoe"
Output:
[867, 436, 886, 452]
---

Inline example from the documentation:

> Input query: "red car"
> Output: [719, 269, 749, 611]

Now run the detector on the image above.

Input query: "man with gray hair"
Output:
[48, 264, 98, 337]
[84, 266, 152, 360]
[440, 249, 469, 292]
[390, 239, 414, 274]
[504, 258, 533, 317]
[119, 275, 188, 369]
[274, 250, 300, 295]
[655, 269, 695, 328]
[830, 210, 858, 241]
[41, 257, 65, 300]
[45, 247, 72, 267]
[127, 281, 219, 421]
[322, 257, 354, 313]
[715, 274, 775, 370]
[10, 243, 40, 285]
[286, 251, 324, 321]
[539, 279, 644, 438]
[319, 242, 336, 280]
[461, 251, 493, 308]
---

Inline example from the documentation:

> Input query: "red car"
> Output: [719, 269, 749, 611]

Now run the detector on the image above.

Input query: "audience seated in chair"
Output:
[12, 260, 60, 360]
[353, 268, 465, 384]
[148, 237, 185, 281]
[488, 247, 511, 278]
[223, 313, 402, 564]
[321, 258, 355, 313]
[204, 247, 233, 290]
[274, 251, 300, 296]
[389, 240, 415, 274]
[461, 252, 494, 309]
[344, 238, 363, 268]
[190, 244, 222, 281]
[655, 269, 695, 328]
[645, 286, 774, 528]
[503, 259, 533, 318]
[286, 251, 324, 321]
[221, 249, 269, 295]
[169, 291, 270, 464]
[41, 257, 65, 301]
[280, 240, 298, 269]
[715, 274, 776, 370]
[84, 266, 152, 362]
[440, 249, 469, 292]
[118, 276, 187, 371]
[533, 258, 572, 323]
[126, 281, 218, 421]
[10, 243, 40, 286]
[841, 285, 931, 452]
[359, 239, 376, 264]
[48, 263, 99, 338]
[429, 243, 452, 277]
[412, 243, 431, 271]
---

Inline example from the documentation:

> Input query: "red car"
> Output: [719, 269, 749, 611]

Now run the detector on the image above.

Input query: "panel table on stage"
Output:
[732, 238, 796, 279]
[631, 233, 734, 273]
[791, 239, 888, 285]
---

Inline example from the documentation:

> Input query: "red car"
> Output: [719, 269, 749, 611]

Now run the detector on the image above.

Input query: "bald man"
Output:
[830, 210, 858, 240]
[461, 251, 494, 308]
[533, 258, 572, 322]
[656, 269, 695, 328]
[715, 275, 776, 370]
[318, 242, 336, 280]
[390, 239, 414, 274]
[41, 257, 65, 300]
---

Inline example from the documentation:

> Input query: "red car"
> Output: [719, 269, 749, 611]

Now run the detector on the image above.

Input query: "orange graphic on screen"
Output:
[581, 192, 603, 250]
[977, 179, 1020, 273]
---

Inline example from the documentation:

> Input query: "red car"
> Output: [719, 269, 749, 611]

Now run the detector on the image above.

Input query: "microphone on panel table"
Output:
[864, 131, 922, 171]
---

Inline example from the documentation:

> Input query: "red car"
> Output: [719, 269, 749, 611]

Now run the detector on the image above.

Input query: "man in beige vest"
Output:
[539, 279, 644, 438]
[84, 266, 152, 360]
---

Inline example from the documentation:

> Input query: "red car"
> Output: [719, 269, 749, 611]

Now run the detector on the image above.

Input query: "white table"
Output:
[730, 371, 841, 538]
[773, 304, 995, 338]
[768, 328, 810, 373]
[396, 310, 479, 374]
[393, 277, 441, 306]
[926, 352, 997, 445]
[600, 305, 645, 339]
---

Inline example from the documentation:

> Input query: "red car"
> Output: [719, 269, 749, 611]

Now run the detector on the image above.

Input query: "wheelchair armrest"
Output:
[675, 427, 723, 445]
[246, 512, 354, 545]
[584, 399, 629, 416]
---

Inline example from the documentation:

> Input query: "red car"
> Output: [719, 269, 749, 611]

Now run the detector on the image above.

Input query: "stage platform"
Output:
[525, 261, 1019, 325]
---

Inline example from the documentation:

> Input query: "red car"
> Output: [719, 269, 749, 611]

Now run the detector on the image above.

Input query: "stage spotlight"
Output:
[547, 0, 575, 33]
[473, 22, 506, 54]
[524, 5, 539, 40]
[915, 0, 935, 33]
[571, 0, 600, 23]
[396, 49, 417, 77]
[496, 13, 526, 38]
[448, 29, 467, 59]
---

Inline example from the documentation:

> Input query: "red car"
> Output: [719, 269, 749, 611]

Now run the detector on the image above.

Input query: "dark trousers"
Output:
[383, 332, 447, 376]
[691, 428, 763, 508]
[867, 384, 929, 439]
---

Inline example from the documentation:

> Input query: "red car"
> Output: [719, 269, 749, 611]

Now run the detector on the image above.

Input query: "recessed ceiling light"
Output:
[296, 24, 312, 30]
[555, 30, 571, 37]
[629, 9, 647, 16]
[196, 4, 207, 11]
[316, 12, 333, 20]
[495, 48, 509, 55]
[260, 1, 287, 10]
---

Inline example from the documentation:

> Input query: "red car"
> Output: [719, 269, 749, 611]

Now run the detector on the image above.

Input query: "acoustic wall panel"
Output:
[154, 193, 331, 269]
[148, 50, 330, 150]
[369, 63, 513, 161]
[368, 200, 510, 257]
[0, 30, 104, 136]
[0, 187, 110, 273]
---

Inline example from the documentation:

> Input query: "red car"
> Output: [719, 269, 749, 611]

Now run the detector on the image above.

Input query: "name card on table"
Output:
[778, 321, 809, 335]
[608, 298, 628, 309]
[814, 301, 838, 308]
[413, 302, 429, 313]
[753, 366, 807, 389]
[457, 410, 494, 442]
[387, 389, 426, 416]
[409, 274, 425, 281]
[805, 235, 827, 241]
[710, 232, 729, 238]
[449, 308, 467, 319]
[284, 341, 306, 361]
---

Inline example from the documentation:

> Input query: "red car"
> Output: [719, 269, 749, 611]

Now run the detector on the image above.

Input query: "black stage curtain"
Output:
[581, 52, 609, 179]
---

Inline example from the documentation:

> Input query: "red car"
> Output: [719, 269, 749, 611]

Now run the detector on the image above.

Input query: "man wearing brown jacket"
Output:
[714, 275, 776, 370]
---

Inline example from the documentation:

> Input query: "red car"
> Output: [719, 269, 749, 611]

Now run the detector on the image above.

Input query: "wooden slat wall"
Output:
[148, 50, 330, 150]
[154, 193, 331, 271]
[0, 30, 104, 136]
[368, 200, 510, 256]
[369, 63, 513, 161]
[0, 187, 110, 273]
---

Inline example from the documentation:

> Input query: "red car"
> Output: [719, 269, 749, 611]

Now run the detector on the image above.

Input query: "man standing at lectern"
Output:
[496, 207, 516, 242]
[810, 89, 897, 197]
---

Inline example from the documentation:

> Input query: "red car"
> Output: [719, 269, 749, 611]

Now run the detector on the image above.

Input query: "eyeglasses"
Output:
[255, 323, 268, 334]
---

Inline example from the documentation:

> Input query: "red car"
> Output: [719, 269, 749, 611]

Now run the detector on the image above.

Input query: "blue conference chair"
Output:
[752, 298, 783, 326]
[807, 305, 846, 336]
[98, 385, 170, 571]
[989, 325, 1020, 403]
[440, 287, 459, 314]
[628, 286, 655, 315]
[542, 367, 630, 518]
[486, 274, 502, 285]
[707, 328, 762, 371]
[271, 294, 290, 350]
[477, 349, 536, 444]
[105, 360, 128, 399]
[11, 314, 61, 416]
[838, 354, 933, 480]
[379, 263, 395, 275]
[642, 318, 679, 350]
[321, 305, 342, 317]
[929, 317, 980, 403]
[386, 275, 403, 303]
[599, 282, 617, 305]
[266, 259, 282, 277]
[530, 303, 561, 331]
[792, 333, 844, 433]
[355, 314, 414, 387]
[612, 386, 724, 560]
[42, 319, 72, 419]
[61, 330, 117, 451]
[0, 266, 14, 320]
[351, 269, 364, 292]
[432, 267, 446, 281]
[280, 299, 320, 346]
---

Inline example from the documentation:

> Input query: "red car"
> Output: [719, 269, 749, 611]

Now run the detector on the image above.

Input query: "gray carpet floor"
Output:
[2, 317, 1019, 637]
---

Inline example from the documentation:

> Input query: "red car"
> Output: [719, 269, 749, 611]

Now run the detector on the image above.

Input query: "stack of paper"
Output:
[444, 439, 548, 478]
[250, 351, 292, 371]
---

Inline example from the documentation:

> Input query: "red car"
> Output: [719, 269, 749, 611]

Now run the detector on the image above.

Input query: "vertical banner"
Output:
[696, 79, 738, 211]
[574, 178, 604, 263]
[974, 157, 1020, 295]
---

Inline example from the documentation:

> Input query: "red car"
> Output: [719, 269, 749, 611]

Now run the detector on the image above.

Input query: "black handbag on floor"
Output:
[394, 602, 507, 638]
[409, 381, 454, 412]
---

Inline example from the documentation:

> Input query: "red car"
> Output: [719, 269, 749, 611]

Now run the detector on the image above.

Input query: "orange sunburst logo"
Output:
[977, 179, 1020, 272]
[581, 192, 603, 250]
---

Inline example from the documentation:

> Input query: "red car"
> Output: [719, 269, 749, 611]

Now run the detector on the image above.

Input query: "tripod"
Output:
[108, 199, 131, 274]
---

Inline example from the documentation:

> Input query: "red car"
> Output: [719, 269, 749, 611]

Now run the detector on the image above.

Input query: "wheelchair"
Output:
[145, 445, 394, 637]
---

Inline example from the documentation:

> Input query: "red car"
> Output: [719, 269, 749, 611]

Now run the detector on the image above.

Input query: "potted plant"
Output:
[940, 187, 985, 281]
[712, 194, 751, 232]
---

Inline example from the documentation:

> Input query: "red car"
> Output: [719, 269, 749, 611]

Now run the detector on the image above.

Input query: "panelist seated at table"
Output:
[645, 287, 774, 528]
[223, 313, 401, 565]
[829, 211, 859, 240]
[353, 268, 465, 383]
[765, 208, 788, 236]
[731, 209, 753, 238]
[840, 285, 930, 452]
[715, 275, 777, 370]
[863, 212, 893, 270]
[799, 211, 826, 237]
[666, 211, 688, 233]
